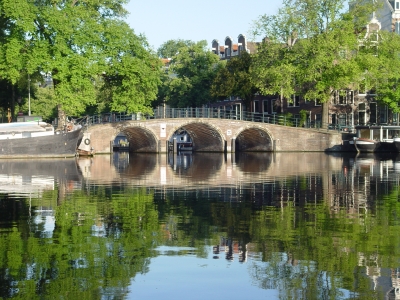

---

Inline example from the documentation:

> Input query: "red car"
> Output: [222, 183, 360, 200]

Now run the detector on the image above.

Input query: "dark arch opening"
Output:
[116, 127, 158, 153]
[235, 128, 273, 152]
[170, 123, 224, 152]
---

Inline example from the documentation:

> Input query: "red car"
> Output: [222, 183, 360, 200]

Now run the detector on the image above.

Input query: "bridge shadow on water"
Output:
[112, 151, 273, 181]
[234, 152, 272, 173]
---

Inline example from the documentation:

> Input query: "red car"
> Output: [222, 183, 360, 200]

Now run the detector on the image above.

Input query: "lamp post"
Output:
[28, 73, 31, 116]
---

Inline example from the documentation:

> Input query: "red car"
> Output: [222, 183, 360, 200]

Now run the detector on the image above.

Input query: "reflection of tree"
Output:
[0, 187, 160, 299]
[247, 194, 400, 299]
[3, 162, 400, 299]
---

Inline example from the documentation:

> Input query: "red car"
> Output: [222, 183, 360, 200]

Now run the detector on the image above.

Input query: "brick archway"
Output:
[117, 126, 158, 152]
[168, 121, 225, 152]
[235, 126, 273, 151]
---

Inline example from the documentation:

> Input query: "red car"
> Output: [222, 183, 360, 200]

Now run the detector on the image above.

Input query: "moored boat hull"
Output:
[0, 128, 82, 158]
[394, 137, 400, 152]
[354, 138, 377, 153]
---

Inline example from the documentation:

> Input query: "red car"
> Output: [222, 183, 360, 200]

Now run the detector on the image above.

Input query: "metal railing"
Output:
[78, 107, 349, 132]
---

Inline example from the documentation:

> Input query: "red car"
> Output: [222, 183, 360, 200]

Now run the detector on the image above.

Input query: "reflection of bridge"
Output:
[86, 117, 342, 154]
[77, 153, 344, 188]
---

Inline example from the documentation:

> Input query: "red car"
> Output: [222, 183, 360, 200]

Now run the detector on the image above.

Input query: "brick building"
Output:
[210, 4, 400, 129]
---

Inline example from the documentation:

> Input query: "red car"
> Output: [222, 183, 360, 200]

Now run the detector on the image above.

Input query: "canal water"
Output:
[1, 152, 400, 299]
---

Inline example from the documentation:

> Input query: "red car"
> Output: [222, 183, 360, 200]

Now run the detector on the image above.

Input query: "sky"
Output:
[124, 0, 282, 51]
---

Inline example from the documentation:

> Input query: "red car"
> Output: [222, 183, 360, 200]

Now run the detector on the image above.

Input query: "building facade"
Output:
[211, 3, 400, 129]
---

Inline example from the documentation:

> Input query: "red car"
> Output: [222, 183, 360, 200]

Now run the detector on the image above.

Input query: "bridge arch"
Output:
[235, 126, 273, 152]
[116, 125, 159, 152]
[168, 121, 225, 152]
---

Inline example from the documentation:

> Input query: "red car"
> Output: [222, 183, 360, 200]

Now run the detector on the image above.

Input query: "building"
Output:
[211, 34, 259, 60]
[210, 3, 400, 129]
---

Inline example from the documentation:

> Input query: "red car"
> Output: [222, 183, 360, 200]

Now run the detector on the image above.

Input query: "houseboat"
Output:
[169, 129, 193, 152]
[351, 125, 400, 153]
[0, 120, 82, 158]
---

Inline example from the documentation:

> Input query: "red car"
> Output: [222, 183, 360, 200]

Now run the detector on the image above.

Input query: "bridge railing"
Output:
[83, 107, 344, 132]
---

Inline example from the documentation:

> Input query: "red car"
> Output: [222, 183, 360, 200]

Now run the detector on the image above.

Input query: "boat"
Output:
[77, 132, 95, 156]
[169, 129, 193, 152]
[394, 137, 400, 152]
[353, 137, 377, 153]
[352, 125, 400, 153]
[113, 133, 129, 151]
[0, 120, 82, 158]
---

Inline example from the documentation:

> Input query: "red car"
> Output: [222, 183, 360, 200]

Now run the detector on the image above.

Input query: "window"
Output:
[271, 100, 277, 113]
[348, 91, 354, 104]
[338, 114, 347, 126]
[338, 91, 346, 104]
[331, 114, 337, 126]
[379, 104, 388, 124]
[397, 1, 400, 9]
[396, 22, 400, 34]
[253, 100, 260, 113]
[288, 95, 300, 107]
[347, 113, 353, 126]
[359, 103, 366, 125]
[263, 100, 269, 113]
[333, 90, 352, 105]
[226, 48, 231, 57]
[315, 99, 322, 106]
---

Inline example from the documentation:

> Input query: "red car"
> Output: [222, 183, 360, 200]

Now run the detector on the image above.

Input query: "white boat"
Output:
[354, 137, 377, 153]
[0, 121, 82, 158]
[169, 130, 193, 152]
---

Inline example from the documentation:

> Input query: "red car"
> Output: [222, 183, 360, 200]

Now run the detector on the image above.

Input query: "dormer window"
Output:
[397, 1, 400, 9]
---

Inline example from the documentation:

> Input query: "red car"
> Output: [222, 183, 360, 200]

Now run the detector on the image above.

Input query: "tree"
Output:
[0, 0, 161, 119]
[97, 22, 162, 115]
[369, 31, 400, 114]
[211, 51, 258, 111]
[165, 40, 222, 108]
[157, 39, 195, 58]
[251, 0, 377, 128]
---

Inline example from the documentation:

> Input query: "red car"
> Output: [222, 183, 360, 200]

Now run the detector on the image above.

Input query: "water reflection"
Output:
[2, 153, 400, 299]
[0, 158, 81, 196]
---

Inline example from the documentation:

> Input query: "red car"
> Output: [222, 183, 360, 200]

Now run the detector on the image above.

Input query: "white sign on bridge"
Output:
[160, 123, 166, 138]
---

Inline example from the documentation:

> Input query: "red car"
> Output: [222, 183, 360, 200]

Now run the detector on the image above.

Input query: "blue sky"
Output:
[124, 0, 282, 51]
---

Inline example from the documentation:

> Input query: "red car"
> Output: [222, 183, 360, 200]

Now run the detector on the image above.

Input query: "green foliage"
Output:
[25, 86, 58, 121]
[299, 109, 308, 127]
[211, 51, 258, 111]
[278, 112, 293, 126]
[251, 0, 376, 127]
[368, 31, 400, 112]
[157, 39, 195, 58]
[97, 22, 162, 115]
[0, 0, 161, 119]
[164, 40, 222, 108]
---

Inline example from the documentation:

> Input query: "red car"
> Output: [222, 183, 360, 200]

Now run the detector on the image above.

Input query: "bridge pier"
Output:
[230, 138, 235, 153]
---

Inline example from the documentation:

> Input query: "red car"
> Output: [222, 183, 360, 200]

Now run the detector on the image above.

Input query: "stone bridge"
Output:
[86, 118, 342, 153]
